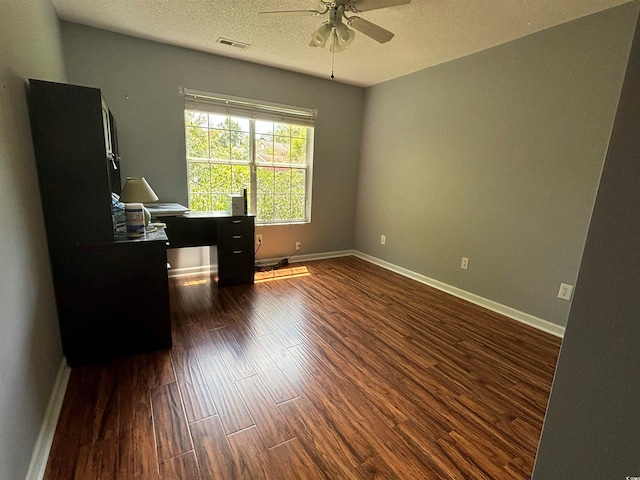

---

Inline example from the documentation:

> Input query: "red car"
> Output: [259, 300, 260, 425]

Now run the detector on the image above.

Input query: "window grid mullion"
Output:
[249, 119, 257, 217]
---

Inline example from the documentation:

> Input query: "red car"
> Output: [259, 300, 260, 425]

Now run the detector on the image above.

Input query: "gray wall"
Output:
[355, 3, 638, 327]
[61, 23, 364, 267]
[0, 0, 66, 478]
[533, 8, 640, 478]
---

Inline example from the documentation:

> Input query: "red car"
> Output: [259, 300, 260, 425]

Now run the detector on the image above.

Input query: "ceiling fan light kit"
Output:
[310, 22, 355, 50]
[260, 0, 409, 50]
[259, 0, 410, 78]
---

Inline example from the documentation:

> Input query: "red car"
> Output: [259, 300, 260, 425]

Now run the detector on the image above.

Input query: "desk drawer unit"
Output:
[217, 216, 255, 287]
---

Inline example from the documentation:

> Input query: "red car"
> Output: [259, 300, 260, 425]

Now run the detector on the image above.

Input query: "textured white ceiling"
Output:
[51, 0, 633, 87]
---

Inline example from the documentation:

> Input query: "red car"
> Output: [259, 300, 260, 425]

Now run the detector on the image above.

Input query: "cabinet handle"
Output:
[232, 220, 242, 224]
[232, 235, 242, 239]
[232, 250, 243, 254]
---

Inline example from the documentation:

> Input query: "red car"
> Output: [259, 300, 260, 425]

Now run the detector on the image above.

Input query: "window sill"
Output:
[256, 220, 310, 227]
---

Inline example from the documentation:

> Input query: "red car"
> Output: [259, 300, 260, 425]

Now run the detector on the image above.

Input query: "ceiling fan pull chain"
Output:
[331, 32, 336, 80]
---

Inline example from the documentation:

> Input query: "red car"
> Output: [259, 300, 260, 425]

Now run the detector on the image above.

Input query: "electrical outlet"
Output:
[296, 241, 301, 251]
[461, 257, 469, 270]
[558, 283, 574, 301]
[381, 235, 386, 245]
[256, 234, 263, 246]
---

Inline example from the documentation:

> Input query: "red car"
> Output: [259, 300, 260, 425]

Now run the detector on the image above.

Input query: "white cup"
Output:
[125, 203, 145, 238]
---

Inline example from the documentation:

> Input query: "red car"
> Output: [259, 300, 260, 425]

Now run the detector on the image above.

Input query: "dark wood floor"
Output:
[44, 256, 561, 479]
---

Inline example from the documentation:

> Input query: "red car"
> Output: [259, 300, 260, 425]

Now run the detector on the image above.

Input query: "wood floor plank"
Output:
[226, 327, 299, 404]
[286, 343, 385, 462]
[272, 321, 308, 348]
[235, 374, 294, 448]
[171, 347, 218, 423]
[43, 256, 561, 480]
[190, 415, 236, 480]
[159, 451, 201, 480]
[150, 382, 193, 462]
[441, 394, 525, 459]
[116, 355, 161, 479]
[118, 395, 158, 478]
[226, 426, 269, 479]
[266, 438, 325, 480]
[278, 399, 362, 479]
[198, 354, 255, 434]
[85, 366, 120, 444]
[447, 429, 509, 476]
[118, 349, 176, 390]
[73, 437, 119, 480]
[170, 323, 194, 352]
[185, 322, 219, 360]
[357, 455, 403, 480]
[358, 421, 445, 479]
[208, 327, 257, 381]
[44, 370, 98, 479]
[394, 420, 472, 479]
[435, 434, 498, 480]
[255, 332, 301, 373]
[299, 321, 410, 426]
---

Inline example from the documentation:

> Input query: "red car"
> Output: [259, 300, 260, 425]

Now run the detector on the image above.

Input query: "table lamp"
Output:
[119, 177, 159, 226]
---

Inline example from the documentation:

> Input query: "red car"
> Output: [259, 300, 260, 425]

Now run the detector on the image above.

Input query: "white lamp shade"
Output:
[310, 23, 332, 47]
[329, 31, 347, 53]
[119, 177, 159, 203]
[335, 23, 355, 46]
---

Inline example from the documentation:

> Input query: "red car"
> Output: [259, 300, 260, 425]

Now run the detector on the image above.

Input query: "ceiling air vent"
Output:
[216, 38, 250, 50]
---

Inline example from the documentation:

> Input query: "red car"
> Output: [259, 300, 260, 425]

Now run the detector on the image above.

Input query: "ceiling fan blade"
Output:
[348, 17, 394, 43]
[350, 0, 410, 13]
[258, 9, 324, 18]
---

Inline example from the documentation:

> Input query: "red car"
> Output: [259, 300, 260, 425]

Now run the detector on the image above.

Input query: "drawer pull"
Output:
[232, 250, 243, 254]
[232, 220, 242, 224]
[232, 235, 242, 239]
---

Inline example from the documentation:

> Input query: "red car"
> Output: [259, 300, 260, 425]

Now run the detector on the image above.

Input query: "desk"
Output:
[159, 212, 255, 287]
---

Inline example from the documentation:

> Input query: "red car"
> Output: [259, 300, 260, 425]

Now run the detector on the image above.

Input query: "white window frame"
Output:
[183, 88, 316, 225]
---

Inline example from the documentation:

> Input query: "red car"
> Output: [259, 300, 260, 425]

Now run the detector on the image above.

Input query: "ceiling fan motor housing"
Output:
[329, 5, 344, 28]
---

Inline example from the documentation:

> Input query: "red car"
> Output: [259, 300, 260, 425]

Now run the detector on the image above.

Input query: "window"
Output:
[183, 89, 315, 224]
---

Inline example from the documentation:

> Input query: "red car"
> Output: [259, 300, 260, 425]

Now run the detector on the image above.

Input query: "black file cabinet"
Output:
[217, 216, 255, 287]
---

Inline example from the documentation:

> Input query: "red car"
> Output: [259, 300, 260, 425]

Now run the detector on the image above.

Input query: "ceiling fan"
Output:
[259, 0, 411, 53]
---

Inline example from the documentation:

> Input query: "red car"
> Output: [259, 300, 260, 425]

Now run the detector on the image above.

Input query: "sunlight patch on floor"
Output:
[254, 266, 310, 283]
[183, 278, 209, 286]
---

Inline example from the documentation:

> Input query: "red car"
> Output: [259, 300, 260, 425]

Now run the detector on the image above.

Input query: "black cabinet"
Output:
[28, 79, 171, 367]
[51, 233, 171, 367]
[28, 79, 119, 248]
[217, 216, 255, 287]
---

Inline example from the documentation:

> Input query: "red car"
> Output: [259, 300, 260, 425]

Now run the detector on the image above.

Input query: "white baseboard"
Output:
[167, 250, 356, 278]
[168, 248, 565, 338]
[257, 249, 355, 267]
[353, 251, 566, 338]
[168, 264, 217, 278]
[26, 357, 70, 480]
